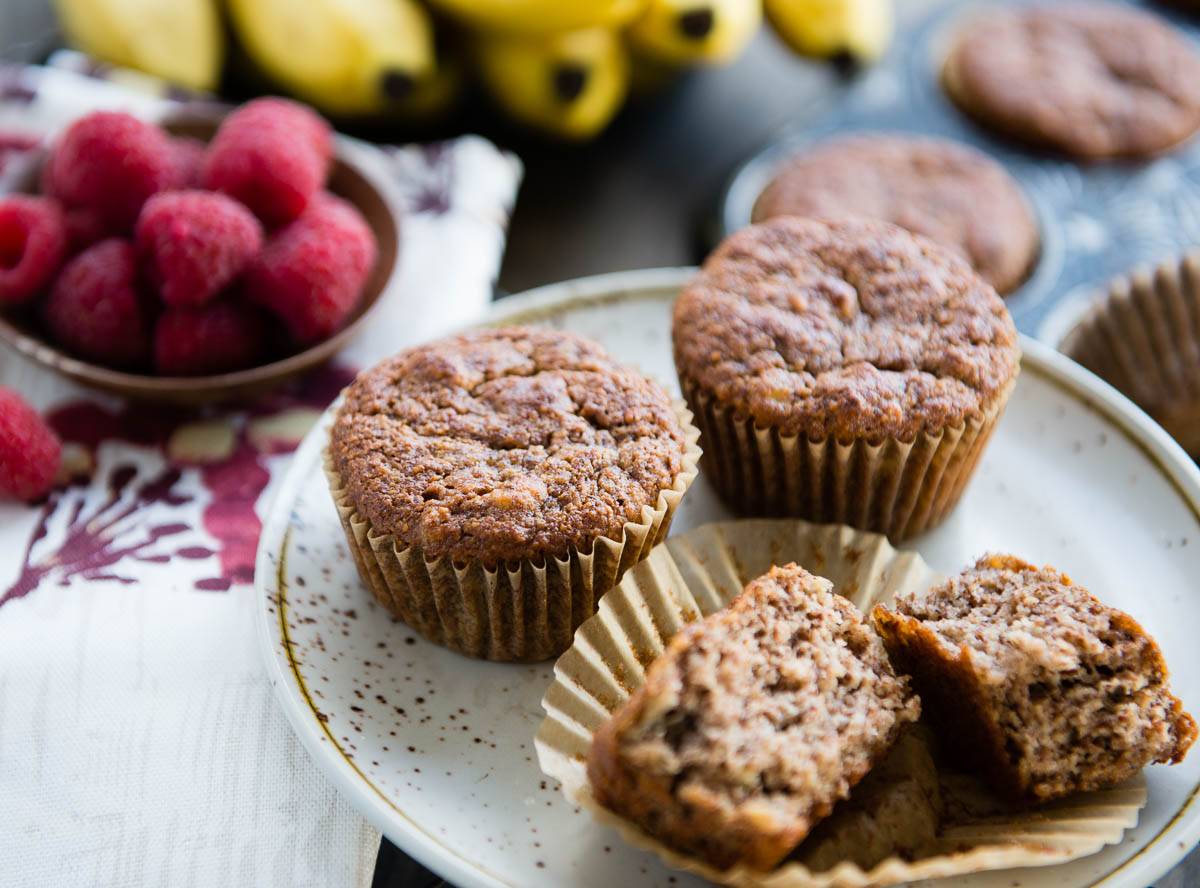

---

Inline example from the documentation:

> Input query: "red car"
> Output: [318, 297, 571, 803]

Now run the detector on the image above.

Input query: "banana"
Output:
[227, 0, 435, 116]
[627, 0, 762, 66]
[763, 0, 893, 66]
[54, 0, 222, 91]
[427, 0, 647, 34]
[395, 37, 467, 122]
[475, 27, 630, 140]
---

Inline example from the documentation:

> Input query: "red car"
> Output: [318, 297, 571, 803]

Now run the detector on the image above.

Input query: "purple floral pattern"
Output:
[2, 364, 357, 607]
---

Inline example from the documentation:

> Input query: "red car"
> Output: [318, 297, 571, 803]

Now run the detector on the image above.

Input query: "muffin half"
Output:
[587, 563, 920, 871]
[873, 554, 1196, 801]
[326, 325, 700, 661]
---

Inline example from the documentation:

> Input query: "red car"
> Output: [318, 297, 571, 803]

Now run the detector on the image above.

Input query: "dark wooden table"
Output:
[1, 1, 1196, 886]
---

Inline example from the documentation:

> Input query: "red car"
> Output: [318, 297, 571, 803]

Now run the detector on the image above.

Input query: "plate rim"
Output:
[254, 266, 1200, 888]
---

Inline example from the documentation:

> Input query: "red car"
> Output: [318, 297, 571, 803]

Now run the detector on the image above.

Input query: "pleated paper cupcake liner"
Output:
[324, 401, 701, 663]
[535, 518, 1146, 888]
[1059, 250, 1200, 456]
[678, 373, 1016, 541]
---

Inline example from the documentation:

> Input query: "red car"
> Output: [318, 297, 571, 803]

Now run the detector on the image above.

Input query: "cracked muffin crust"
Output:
[329, 326, 688, 568]
[587, 563, 920, 872]
[942, 2, 1200, 159]
[874, 554, 1197, 802]
[751, 133, 1039, 295]
[672, 217, 1019, 444]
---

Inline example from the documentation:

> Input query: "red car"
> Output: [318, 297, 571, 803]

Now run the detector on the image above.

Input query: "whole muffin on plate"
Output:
[672, 216, 1019, 540]
[326, 325, 700, 662]
[942, 2, 1200, 159]
[751, 133, 1038, 296]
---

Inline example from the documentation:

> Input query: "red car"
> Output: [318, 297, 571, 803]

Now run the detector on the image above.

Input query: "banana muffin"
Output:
[873, 554, 1197, 802]
[942, 2, 1200, 159]
[587, 563, 920, 872]
[793, 725, 941, 873]
[752, 133, 1038, 295]
[672, 216, 1019, 539]
[326, 325, 699, 661]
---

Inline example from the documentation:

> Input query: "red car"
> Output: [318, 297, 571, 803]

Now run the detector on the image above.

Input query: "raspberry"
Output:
[0, 195, 67, 305]
[202, 98, 333, 226]
[136, 191, 263, 308]
[45, 111, 178, 231]
[44, 239, 152, 369]
[246, 193, 377, 344]
[154, 300, 265, 376]
[173, 137, 208, 188]
[63, 206, 110, 254]
[0, 386, 61, 502]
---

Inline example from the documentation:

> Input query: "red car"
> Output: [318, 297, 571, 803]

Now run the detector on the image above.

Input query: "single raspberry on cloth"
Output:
[0, 194, 66, 305]
[245, 193, 376, 344]
[202, 97, 332, 226]
[136, 191, 263, 308]
[0, 386, 61, 502]
[44, 239, 153, 368]
[154, 300, 266, 376]
[43, 111, 179, 232]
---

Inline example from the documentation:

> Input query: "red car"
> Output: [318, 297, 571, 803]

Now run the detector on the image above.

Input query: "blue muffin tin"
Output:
[719, 0, 1200, 343]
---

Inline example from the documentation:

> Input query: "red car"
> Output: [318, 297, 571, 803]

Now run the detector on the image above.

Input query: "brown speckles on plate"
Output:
[259, 274, 1200, 888]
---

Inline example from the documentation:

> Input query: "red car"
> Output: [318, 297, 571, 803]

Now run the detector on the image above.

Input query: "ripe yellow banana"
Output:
[764, 0, 893, 65]
[475, 27, 630, 140]
[397, 40, 467, 122]
[427, 0, 647, 34]
[54, 0, 222, 91]
[628, 0, 762, 66]
[227, 0, 435, 116]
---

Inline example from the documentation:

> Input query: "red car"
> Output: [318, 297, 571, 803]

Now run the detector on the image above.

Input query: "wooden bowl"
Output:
[0, 112, 401, 404]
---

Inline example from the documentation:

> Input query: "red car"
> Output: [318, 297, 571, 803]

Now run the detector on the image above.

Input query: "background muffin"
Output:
[327, 325, 699, 661]
[752, 133, 1038, 295]
[672, 216, 1019, 540]
[942, 2, 1200, 159]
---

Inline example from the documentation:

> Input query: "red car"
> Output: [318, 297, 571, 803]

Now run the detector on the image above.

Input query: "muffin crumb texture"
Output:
[587, 563, 920, 872]
[672, 217, 1019, 443]
[329, 326, 686, 567]
[793, 724, 942, 873]
[874, 554, 1197, 801]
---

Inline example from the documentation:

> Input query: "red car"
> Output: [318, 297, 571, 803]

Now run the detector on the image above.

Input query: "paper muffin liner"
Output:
[1059, 250, 1200, 456]
[535, 518, 1146, 888]
[678, 373, 1017, 542]
[324, 400, 701, 663]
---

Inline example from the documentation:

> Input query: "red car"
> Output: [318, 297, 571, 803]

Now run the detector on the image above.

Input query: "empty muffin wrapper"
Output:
[323, 399, 701, 663]
[1059, 250, 1200, 458]
[535, 518, 1147, 888]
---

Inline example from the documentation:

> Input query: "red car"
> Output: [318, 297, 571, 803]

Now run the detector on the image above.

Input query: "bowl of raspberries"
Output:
[0, 97, 397, 402]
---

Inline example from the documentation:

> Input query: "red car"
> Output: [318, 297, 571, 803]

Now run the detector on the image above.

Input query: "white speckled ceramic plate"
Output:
[256, 268, 1200, 888]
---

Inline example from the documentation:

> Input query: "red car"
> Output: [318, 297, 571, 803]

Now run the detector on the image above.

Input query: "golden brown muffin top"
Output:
[672, 217, 1020, 443]
[751, 133, 1038, 295]
[943, 2, 1200, 159]
[329, 326, 686, 567]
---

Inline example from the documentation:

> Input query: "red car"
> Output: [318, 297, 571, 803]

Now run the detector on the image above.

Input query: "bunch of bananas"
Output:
[54, 0, 894, 140]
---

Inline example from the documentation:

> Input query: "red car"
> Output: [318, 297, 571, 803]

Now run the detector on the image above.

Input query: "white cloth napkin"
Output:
[0, 62, 522, 888]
